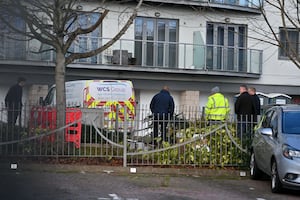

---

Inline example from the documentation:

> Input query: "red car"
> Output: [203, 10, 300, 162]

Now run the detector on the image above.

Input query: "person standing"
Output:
[150, 86, 175, 144]
[234, 84, 255, 138]
[205, 86, 230, 124]
[5, 77, 26, 126]
[248, 87, 261, 123]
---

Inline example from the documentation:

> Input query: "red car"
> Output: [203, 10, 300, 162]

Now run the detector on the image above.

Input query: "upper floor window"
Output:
[67, 12, 101, 37]
[0, 14, 26, 60]
[210, 0, 261, 8]
[206, 22, 247, 72]
[134, 17, 178, 68]
[279, 28, 299, 60]
[67, 12, 102, 63]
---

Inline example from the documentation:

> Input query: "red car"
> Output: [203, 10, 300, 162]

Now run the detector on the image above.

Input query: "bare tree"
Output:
[256, 0, 300, 68]
[0, 0, 143, 151]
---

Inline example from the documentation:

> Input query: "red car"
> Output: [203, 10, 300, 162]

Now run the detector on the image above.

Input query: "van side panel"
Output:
[83, 80, 135, 129]
[84, 80, 134, 105]
[66, 81, 85, 107]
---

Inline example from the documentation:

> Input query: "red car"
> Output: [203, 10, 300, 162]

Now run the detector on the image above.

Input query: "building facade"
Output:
[0, 0, 299, 113]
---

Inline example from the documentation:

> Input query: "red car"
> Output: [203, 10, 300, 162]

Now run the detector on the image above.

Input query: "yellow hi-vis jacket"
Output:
[205, 93, 230, 121]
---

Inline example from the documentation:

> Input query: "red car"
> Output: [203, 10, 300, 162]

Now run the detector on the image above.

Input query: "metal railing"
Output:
[0, 35, 262, 74]
[0, 103, 257, 167]
[209, 0, 261, 8]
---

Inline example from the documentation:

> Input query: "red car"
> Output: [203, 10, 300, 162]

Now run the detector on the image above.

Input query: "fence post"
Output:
[123, 107, 127, 167]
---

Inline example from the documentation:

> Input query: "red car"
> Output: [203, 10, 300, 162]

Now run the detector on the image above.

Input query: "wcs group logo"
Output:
[96, 86, 126, 93]
[97, 87, 110, 92]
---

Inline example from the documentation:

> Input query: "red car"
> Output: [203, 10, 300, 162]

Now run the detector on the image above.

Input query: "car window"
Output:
[44, 87, 55, 106]
[261, 110, 274, 128]
[270, 112, 278, 137]
[282, 111, 300, 134]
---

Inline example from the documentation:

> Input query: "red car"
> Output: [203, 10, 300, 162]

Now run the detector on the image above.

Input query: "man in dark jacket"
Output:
[150, 86, 175, 144]
[5, 77, 26, 126]
[234, 84, 255, 138]
[248, 87, 261, 123]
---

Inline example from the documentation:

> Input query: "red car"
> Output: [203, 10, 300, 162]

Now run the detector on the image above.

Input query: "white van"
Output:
[44, 80, 135, 108]
[37, 80, 135, 129]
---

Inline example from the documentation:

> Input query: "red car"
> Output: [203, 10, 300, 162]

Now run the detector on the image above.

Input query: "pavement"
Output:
[0, 160, 245, 178]
[1, 160, 300, 200]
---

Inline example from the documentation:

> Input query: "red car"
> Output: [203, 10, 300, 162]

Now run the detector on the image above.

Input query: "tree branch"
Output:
[65, 0, 143, 64]
[64, 9, 109, 53]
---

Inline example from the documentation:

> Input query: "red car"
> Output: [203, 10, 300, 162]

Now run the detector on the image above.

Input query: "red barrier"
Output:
[30, 106, 82, 148]
[65, 108, 82, 148]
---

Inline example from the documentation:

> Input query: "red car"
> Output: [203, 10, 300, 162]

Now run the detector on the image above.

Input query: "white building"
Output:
[0, 0, 299, 113]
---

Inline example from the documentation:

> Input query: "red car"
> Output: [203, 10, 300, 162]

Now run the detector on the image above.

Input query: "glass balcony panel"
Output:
[248, 49, 261, 73]
[239, 0, 248, 6]
[191, 44, 205, 70]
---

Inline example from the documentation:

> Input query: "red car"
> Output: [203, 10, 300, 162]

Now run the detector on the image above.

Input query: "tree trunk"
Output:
[55, 49, 66, 154]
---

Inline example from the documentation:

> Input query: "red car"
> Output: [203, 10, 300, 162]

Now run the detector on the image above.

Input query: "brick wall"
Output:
[180, 90, 200, 119]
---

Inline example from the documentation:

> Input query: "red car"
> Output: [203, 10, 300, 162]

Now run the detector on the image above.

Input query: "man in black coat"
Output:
[248, 87, 261, 123]
[234, 84, 256, 138]
[150, 86, 175, 144]
[5, 77, 26, 126]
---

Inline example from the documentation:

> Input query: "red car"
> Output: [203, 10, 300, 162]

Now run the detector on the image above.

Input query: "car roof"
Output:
[265, 104, 300, 112]
[280, 104, 300, 111]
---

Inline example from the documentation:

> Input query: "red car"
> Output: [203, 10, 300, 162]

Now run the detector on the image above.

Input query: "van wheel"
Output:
[271, 160, 283, 193]
[250, 152, 263, 179]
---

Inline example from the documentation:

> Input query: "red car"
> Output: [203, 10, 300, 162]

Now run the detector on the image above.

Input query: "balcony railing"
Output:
[144, 1, 262, 10]
[209, 0, 261, 8]
[0, 35, 262, 74]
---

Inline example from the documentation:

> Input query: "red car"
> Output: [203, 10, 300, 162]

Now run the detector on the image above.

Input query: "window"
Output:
[44, 87, 56, 106]
[134, 17, 179, 68]
[279, 28, 299, 59]
[67, 12, 102, 63]
[248, 0, 261, 8]
[283, 111, 300, 134]
[270, 112, 278, 137]
[209, 0, 261, 8]
[206, 22, 247, 72]
[0, 14, 26, 60]
[261, 110, 275, 128]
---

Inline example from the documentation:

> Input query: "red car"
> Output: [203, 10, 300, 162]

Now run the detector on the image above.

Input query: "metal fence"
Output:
[0, 103, 257, 167]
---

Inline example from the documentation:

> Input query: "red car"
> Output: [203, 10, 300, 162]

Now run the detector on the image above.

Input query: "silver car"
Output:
[250, 104, 300, 193]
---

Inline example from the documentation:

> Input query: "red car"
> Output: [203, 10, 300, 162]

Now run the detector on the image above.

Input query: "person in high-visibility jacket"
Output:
[205, 86, 230, 123]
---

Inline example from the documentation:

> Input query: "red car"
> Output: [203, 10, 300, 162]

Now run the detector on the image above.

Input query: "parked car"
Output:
[250, 104, 300, 193]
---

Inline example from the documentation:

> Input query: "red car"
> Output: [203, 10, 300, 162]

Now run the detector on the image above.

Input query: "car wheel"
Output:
[271, 160, 283, 193]
[250, 152, 263, 179]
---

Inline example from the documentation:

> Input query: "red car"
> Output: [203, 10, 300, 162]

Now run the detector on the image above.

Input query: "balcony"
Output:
[0, 36, 262, 76]
[209, 0, 261, 8]
[144, 0, 262, 13]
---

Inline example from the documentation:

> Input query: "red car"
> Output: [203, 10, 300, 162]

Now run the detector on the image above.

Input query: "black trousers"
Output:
[153, 114, 169, 142]
[7, 109, 21, 126]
